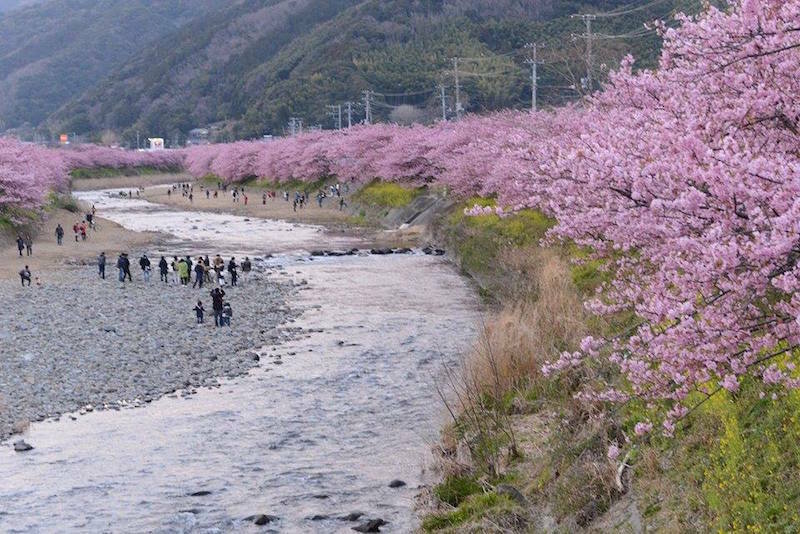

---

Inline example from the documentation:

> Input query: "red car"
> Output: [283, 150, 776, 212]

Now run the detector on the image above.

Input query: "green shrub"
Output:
[422, 493, 515, 531]
[434, 475, 482, 507]
[354, 181, 420, 208]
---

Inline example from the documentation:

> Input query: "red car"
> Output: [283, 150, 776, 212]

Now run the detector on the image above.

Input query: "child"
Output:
[194, 300, 205, 324]
[222, 302, 232, 326]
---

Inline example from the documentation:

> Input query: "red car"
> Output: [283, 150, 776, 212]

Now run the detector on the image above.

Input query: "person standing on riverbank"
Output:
[241, 257, 251, 285]
[55, 224, 64, 245]
[122, 253, 132, 282]
[73, 222, 79, 242]
[159, 256, 168, 283]
[16, 235, 24, 257]
[170, 256, 179, 284]
[98, 252, 106, 279]
[24, 235, 32, 256]
[222, 302, 233, 327]
[139, 254, 151, 283]
[228, 257, 238, 287]
[178, 258, 190, 286]
[210, 287, 225, 326]
[193, 258, 205, 289]
[194, 300, 205, 324]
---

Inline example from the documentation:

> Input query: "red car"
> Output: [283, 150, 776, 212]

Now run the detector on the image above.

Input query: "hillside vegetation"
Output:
[0, 0, 227, 131]
[1, 0, 706, 142]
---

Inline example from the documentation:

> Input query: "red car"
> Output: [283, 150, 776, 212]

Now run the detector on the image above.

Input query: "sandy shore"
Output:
[143, 183, 426, 247]
[0, 208, 158, 281]
[143, 183, 359, 226]
[71, 173, 194, 191]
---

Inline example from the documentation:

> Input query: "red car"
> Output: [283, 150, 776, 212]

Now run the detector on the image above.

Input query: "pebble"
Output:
[0, 269, 298, 441]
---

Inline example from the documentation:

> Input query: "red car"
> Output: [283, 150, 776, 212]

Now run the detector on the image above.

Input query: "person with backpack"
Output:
[55, 224, 64, 245]
[210, 287, 225, 326]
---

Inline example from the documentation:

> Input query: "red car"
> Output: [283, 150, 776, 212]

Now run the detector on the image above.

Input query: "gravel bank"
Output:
[0, 265, 299, 441]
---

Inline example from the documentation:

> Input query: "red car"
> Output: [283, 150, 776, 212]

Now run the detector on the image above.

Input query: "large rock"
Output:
[353, 519, 387, 532]
[388, 479, 406, 488]
[13, 440, 33, 452]
[247, 514, 279, 525]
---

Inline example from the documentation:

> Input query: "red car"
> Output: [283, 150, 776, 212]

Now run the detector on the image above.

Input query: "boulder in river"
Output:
[247, 514, 279, 525]
[353, 518, 388, 532]
[369, 248, 393, 255]
[189, 490, 212, 497]
[340, 511, 365, 522]
[13, 440, 33, 452]
[388, 479, 406, 488]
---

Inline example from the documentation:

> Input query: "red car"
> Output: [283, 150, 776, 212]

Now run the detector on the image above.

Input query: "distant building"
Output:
[148, 137, 165, 150]
[188, 128, 210, 145]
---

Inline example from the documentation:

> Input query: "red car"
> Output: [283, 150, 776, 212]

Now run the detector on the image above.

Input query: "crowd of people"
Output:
[167, 181, 352, 213]
[101, 251, 252, 327]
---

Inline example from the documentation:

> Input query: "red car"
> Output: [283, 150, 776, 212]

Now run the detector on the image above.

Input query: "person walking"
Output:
[227, 257, 238, 287]
[241, 257, 252, 285]
[55, 224, 64, 245]
[80, 223, 87, 241]
[73, 222, 79, 242]
[19, 265, 31, 287]
[16, 235, 24, 257]
[213, 254, 224, 282]
[194, 300, 205, 324]
[210, 287, 225, 327]
[98, 252, 106, 279]
[139, 254, 151, 282]
[122, 253, 132, 282]
[159, 256, 168, 283]
[193, 258, 205, 289]
[23, 234, 32, 256]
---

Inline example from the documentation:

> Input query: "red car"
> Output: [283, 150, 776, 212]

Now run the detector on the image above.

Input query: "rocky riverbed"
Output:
[0, 265, 298, 441]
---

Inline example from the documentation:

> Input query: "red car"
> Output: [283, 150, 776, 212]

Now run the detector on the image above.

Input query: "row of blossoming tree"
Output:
[0, 141, 183, 216]
[182, 0, 800, 434]
[3, 0, 797, 434]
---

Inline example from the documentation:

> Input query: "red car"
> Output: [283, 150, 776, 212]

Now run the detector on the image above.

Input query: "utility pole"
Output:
[571, 14, 596, 92]
[525, 43, 542, 112]
[326, 105, 342, 130]
[345, 102, 353, 128]
[452, 57, 462, 120]
[439, 84, 447, 121]
[288, 117, 302, 136]
[136, 130, 140, 150]
[362, 90, 372, 125]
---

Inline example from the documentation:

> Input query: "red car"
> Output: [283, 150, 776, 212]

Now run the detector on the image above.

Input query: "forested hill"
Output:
[7, 0, 706, 143]
[0, 0, 229, 129]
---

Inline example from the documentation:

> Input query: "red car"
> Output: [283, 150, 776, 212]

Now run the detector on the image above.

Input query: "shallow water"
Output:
[0, 191, 479, 532]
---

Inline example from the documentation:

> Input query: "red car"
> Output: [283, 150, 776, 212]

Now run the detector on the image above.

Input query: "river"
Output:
[0, 189, 479, 533]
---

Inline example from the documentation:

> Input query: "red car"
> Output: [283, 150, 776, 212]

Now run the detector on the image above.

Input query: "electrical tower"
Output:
[439, 84, 447, 121]
[327, 104, 342, 130]
[288, 117, 302, 136]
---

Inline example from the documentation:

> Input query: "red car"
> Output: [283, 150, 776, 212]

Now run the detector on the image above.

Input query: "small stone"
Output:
[312, 494, 330, 499]
[310, 514, 329, 521]
[496, 484, 527, 506]
[189, 490, 212, 497]
[340, 512, 364, 522]
[13, 440, 33, 452]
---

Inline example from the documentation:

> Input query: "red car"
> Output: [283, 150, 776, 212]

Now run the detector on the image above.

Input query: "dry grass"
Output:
[467, 247, 586, 396]
[71, 173, 191, 191]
